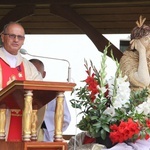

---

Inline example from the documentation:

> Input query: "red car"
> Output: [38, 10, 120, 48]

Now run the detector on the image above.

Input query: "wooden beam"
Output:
[0, 0, 149, 5]
[50, 4, 123, 61]
[0, 4, 35, 32]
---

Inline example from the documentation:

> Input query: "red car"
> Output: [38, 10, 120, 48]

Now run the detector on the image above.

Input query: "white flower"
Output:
[135, 100, 150, 115]
[103, 106, 116, 117]
[107, 75, 130, 109]
[99, 86, 107, 94]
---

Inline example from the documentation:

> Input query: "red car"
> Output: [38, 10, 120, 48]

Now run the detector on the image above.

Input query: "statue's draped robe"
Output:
[119, 50, 149, 91]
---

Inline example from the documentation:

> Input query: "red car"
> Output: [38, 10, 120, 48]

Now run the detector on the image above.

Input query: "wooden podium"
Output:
[0, 80, 76, 150]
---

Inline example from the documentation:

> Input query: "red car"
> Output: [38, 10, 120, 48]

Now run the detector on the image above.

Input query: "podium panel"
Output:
[0, 80, 76, 142]
[0, 141, 68, 150]
[0, 141, 24, 150]
[24, 142, 68, 150]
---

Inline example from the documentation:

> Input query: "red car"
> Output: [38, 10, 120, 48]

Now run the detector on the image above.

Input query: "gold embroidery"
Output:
[18, 73, 23, 78]
[7, 75, 16, 85]
[11, 109, 22, 117]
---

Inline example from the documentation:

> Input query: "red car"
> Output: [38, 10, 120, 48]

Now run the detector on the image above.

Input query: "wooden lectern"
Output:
[0, 80, 76, 150]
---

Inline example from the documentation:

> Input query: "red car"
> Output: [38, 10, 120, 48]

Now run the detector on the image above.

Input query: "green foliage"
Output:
[70, 43, 150, 142]
[70, 44, 115, 139]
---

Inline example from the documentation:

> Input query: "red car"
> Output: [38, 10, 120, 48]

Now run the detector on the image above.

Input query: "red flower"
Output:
[146, 119, 150, 128]
[85, 73, 99, 102]
[145, 133, 150, 140]
[110, 124, 118, 131]
[109, 132, 121, 143]
[104, 84, 109, 97]
[109, 118, 140, 144]
[90, 94, 96, 102]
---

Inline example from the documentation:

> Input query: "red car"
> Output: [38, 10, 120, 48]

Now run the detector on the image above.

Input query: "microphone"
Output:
[20, 49, 71, 82]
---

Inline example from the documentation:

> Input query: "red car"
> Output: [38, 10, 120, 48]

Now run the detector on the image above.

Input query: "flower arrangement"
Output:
[70, 44, 150, 145]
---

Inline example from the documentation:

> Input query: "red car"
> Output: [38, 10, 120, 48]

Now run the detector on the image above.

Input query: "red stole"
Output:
[0, 58, 25, 141]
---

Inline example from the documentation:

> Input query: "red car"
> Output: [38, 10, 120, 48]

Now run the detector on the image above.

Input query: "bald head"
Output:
[2, 22, 25, 34]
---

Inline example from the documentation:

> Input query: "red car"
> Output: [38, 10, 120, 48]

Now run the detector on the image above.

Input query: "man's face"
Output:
[1, 24, 25, 55]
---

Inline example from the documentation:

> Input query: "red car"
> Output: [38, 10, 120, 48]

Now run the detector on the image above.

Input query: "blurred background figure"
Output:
[29, 58, 71, 141]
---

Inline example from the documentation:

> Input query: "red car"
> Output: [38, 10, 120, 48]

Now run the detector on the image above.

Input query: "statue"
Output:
[120, 15, 150, 91]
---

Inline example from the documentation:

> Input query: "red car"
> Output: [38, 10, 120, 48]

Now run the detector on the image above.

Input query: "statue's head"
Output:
[131, 16, 150, 40]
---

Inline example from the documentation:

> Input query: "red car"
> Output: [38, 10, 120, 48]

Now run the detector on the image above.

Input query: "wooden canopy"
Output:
[0, 0, 150, 60]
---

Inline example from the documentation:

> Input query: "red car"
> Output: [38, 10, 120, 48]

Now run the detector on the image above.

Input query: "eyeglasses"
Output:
[3, 33, 25, 40]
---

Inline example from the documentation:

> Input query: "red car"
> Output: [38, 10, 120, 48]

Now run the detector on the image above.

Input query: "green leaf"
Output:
[100, 129, 107, 140]
[102, 124, 110, 132]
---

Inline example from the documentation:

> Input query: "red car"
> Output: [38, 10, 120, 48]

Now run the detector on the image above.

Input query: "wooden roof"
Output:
[0, 0, 150, 60]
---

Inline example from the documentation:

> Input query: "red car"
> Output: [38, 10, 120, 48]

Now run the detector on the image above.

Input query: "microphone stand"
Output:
[20, 49, 71, 82]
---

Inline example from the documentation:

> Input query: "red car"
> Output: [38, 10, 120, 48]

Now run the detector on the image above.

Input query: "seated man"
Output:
[29, 58, 71, 141]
